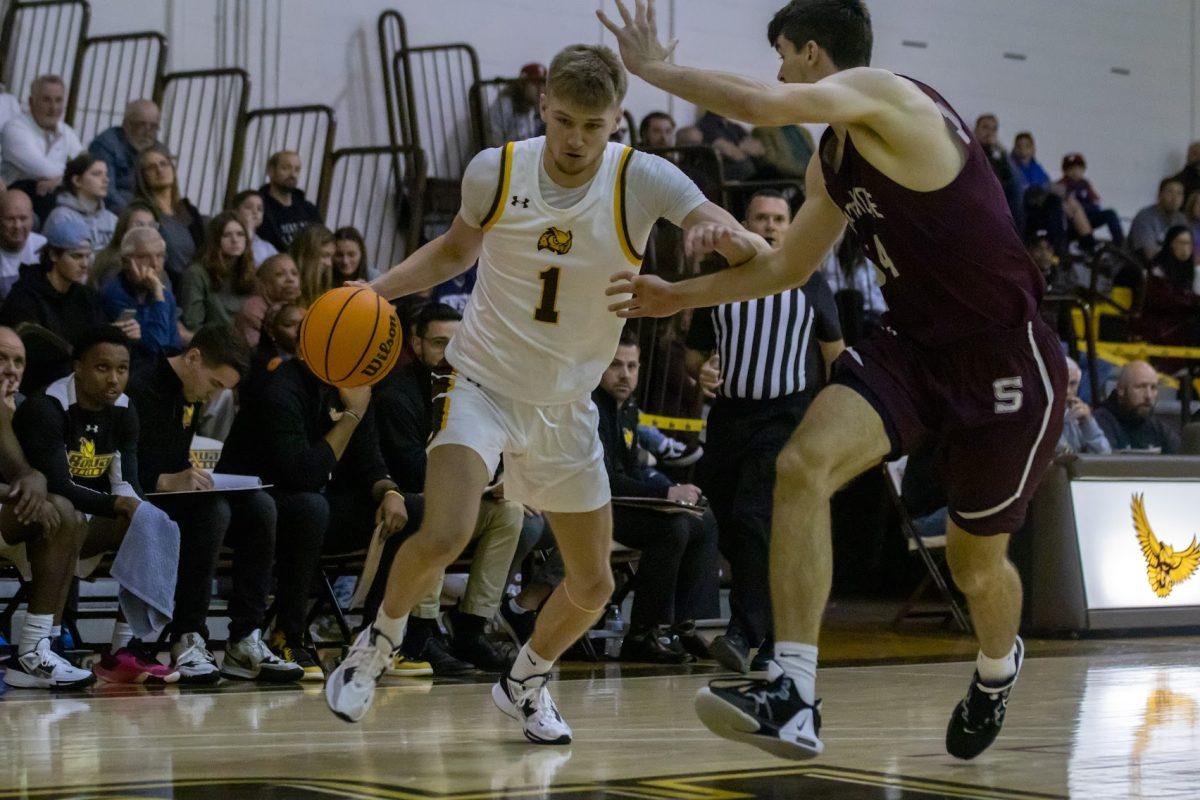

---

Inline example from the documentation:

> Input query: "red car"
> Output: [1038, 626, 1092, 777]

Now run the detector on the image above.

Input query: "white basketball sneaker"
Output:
[492, 671, 572, 745]
[325, 627, 395, 723]
[4, 637, 96, 689]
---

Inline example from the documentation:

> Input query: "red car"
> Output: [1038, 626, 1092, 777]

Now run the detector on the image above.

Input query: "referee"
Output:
[685, 189, 844, 674]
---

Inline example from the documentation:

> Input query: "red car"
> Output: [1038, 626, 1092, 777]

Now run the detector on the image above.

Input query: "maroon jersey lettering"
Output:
[819, 76, 1042, 347]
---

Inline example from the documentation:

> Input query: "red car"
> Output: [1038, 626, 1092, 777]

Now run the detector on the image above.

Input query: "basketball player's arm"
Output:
[369, 214, 483, 301]
[680, 201, 769, 266]
[608, 157, 845, 316]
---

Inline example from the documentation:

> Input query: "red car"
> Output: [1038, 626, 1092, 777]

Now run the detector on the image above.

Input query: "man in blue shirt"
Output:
[88, 100, 161, 213]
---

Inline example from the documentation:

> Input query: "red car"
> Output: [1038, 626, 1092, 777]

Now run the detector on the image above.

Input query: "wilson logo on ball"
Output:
[362, 315, 400, 378]
[299, 286, 403, 388]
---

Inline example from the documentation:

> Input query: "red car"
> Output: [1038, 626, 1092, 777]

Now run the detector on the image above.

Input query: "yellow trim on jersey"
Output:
[613, 146, 643, 266]
[481, 142, 516, 231]
[638, 412, 705, 433]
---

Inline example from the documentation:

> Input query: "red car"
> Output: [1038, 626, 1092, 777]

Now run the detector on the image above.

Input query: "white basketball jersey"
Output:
[446, 137, 646, 405]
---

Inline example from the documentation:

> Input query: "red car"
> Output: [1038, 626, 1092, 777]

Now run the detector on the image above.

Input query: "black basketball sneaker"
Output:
[693, 662, 823, 760]
[945, 636, 1024, 760]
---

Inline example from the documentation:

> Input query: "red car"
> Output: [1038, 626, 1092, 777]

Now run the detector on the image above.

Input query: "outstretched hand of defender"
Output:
[597, 0, 676, 77]
[607, 271, 682, 319]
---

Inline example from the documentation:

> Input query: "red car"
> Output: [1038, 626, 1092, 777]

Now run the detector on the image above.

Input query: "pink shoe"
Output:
[95, 646, 181, 684]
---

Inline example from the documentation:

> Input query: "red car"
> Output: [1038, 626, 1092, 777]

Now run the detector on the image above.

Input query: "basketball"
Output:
[297, 286, 402, 388]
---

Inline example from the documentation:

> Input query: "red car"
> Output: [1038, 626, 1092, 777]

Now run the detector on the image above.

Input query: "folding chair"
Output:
[882, 459, 971, 633]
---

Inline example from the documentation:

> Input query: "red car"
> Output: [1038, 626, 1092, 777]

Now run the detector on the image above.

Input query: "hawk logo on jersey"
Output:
[1132, 493, 1200, 598]
[537, 227, 573, 255]
[68, 437, 114, 479]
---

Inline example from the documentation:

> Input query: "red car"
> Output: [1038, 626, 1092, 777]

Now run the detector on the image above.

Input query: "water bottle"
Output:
[603, 604, 625, 659]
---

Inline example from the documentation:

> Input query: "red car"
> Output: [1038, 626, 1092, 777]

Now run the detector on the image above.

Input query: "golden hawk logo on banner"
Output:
[1132, 493, 1200, 598]
[68, 437, 114, 479]
[537, 226, 573, 255]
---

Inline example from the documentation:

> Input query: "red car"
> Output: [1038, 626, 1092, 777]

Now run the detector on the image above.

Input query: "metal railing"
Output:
[321, 145, 425, 273]
[155, 68, 249, 215]
[377, 9, 408, 152]
[230, 104, 335, 208]
[0, 0, 89, 104]
[393, 43, 481, 181]
[66, 31, 166, 145]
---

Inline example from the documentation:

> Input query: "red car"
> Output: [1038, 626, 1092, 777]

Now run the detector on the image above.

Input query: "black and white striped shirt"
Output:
[686, 273, 842, 401]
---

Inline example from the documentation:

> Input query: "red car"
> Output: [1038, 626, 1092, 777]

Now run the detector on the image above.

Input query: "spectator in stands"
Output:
[99, 227, 180, 356]
[639, 111, 675, 149]
[0, 213, 116, 392]
[258, 151, 322, 251]
[1057, 358, 1111, 455]
[14, 325, 179, 684]
[751, 124, 815, 178]
[697, 110, 762, 182]
[135, 144, 203, 286]
[88, 99, 161, 213]
[1011, 132, 1049, 190]
[974, 114, 1021, 225]
[0, 190, 45, 299]
[1184, 192, 1200, 261]
[332, 226, 371, 285]
[374, 302, 522, 673]
[0, 326, 94, 690]
[240, 302, 303, 407]
[0, 75, 84, 221]
[1094, 360, 1180, 454]
[686, 190, 843, 673]
[89, 200, 160, 291]
[236, 253, 300, 348]
[124, 324, 301, 684]
[1130, 178, 1189, 263]
[0, 88, 19, 167]
[45, 152, 117, 250]
[1056, 153, 1125, 246]
[1136, 226, 1200, 349]
[180, 211, 256, 337]
[232, 189, 277, 267]
[1012, 133, 1095, 253]
[596, 331, 718, 663]
[487, 62, 546, 146]
[291, 223, 334, 306]
[218, 350, 421, 681]
[1172, 140, 1200, 201]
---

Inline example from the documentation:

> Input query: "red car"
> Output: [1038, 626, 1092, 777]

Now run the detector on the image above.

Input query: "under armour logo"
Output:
[85, 424, 99, 434]
[511, 195, 529, 208]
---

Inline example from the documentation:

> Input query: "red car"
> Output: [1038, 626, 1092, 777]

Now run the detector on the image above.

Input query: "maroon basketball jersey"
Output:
[819, 76, 1042, 347]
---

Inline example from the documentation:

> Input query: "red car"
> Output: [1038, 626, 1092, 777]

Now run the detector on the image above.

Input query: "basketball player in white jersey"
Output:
[325, 44, 756, 742]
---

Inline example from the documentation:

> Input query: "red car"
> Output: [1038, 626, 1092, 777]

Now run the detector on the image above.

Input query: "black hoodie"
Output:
[258, 184, 322, 251]
[0, 263, 109, 392]
[1093, 390, 1181, 454]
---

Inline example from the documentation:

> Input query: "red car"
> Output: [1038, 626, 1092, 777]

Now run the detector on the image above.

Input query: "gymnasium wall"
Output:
[86, 0, 1200, 217]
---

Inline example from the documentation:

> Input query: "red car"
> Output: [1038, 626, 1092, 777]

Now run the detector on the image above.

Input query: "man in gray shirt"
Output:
[1057, 358, 1110, 455]
[1129, 178, 1188, 262]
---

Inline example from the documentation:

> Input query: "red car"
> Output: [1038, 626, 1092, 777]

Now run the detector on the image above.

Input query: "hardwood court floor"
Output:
[3, 639, 1200, 799]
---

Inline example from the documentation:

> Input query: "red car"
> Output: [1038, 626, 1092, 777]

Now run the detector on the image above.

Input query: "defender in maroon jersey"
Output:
[601, 0, 1067, 761]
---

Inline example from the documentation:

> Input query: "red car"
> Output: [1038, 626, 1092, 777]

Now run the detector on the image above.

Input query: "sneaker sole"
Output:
[386, 666, 434, 677]
[220, 663, 305, 684]
[176, 670, 222, 686]
[710, 639, 750, 674]
[3, 670, 96, 690]
[694, 688, 823, 761]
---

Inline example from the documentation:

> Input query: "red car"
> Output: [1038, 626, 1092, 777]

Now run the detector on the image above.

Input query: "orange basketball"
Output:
[297, 286, 402, 388]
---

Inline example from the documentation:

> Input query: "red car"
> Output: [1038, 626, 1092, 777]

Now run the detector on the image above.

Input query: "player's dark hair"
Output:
[1161, 176, 1185, 194]
[618, 328, 639, 350]
[189, 323, 251, 379]
[72, 325, 130, 361]
[414, 302, 462, 339]
[767, 0, 872, 69]
[1014, 131, 1034, 144]
[639, 111, 674, 142]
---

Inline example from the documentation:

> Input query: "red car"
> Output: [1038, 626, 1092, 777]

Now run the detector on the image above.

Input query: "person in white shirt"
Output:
[0, 88, 22, 191]
[0, 190, 46, 299]
[325, 43, 755, 742]
[0, 75, 84, 220]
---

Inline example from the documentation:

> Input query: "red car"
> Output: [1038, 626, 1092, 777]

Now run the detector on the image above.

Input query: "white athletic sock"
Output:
[111, 622, 134, 652]
[508, 597, 530, 615]
[976, 644, 1017, 685]
[775, 641, 819, 705]
[371, 610, 408, 654]
[19, 613, 53, 656]
[510, 642, 554, 681]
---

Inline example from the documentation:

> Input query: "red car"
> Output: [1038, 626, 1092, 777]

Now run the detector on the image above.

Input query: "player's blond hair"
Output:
[547, 44, 627, 110]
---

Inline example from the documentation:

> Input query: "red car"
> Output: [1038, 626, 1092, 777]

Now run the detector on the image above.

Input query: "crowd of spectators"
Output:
[1, 64, 1198, 693]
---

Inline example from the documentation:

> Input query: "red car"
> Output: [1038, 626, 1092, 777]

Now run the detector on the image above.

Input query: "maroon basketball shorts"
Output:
[832, 319, 1068, 536]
